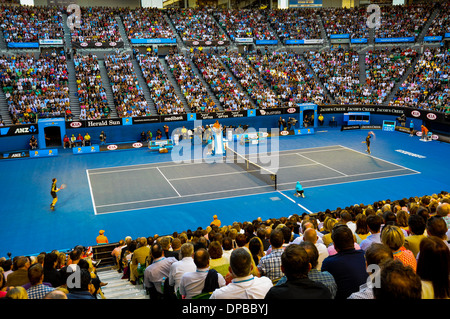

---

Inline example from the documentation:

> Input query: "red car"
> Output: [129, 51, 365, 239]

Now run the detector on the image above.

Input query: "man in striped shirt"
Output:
[257, 228, 285, 282]
[26, 264, 55, 299]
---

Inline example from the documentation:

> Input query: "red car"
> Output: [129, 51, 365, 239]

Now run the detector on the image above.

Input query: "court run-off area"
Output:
[87, 145, 419, 214]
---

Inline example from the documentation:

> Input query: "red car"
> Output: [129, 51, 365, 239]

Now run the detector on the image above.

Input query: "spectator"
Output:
[5, 256, 30, 287]
[5, 286, 28, 299]
[372, 259, 422, 300]
[43, 252, 63, 289]
[179, 248, 226, 299]
[29, 135, 37, 150]
[404, 214, 427, 258]
[130, 237, 150, 285]
[96, 230, 108, 244]
[348, 243, 394, 299]
[416, 236, 450, 299]
[208, 240, 229, 277]
[210, 248, 272, 299]
[168, 243, 196, 297]
[66, 268, 96, 300]
[381, 225, 417, 271]
[63, 135, 70, 149]
[265, 244, 332, 299]
[25, 263, 55, 299]
[43, 289, 68, 299]
[122, 8, 174, 41]
[321, 225, 368, 299]
[248, 237, 265, 266]
[144, 243, 177, 299]
[257, 228, 284, 282]
[302, 228, 329, 271]
[426, 216, 450, 249]
[360, 214, 383, 251]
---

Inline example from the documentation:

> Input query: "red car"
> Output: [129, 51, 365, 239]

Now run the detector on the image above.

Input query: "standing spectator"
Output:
[372, 259, 422, 300]
[257, 229, 285, 282]
[144, 243, 177, 299]
[210, 248, 272, 299]
[25, 264, 55, 299]
[416, 236, 450, 299]
[381, 225, 417, 272]
[321, 225, 368, 299]
[265, 244, 332, 299]
[179, 248, 226, 299]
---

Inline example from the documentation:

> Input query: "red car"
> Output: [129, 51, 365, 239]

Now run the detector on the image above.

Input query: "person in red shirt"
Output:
[63, 134, 70, 149]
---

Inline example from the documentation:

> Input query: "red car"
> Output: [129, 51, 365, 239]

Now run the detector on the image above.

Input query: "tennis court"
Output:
[87, 145, 420, 214]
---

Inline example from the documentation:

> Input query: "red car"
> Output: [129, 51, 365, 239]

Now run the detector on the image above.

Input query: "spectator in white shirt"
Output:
[168, 243, 196, 296]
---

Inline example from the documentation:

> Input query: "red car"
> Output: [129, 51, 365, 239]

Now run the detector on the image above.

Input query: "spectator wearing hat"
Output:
[211, 215, 221, 227]
[96, 230, 108, 244]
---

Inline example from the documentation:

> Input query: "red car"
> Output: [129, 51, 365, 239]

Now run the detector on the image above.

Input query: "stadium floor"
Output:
[1, 127, 449, 257]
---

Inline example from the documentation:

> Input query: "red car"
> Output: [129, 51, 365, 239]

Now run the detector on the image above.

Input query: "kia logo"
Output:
[132, 142, 143, 148]
[280, 131, 289, 136]
[109, 42, 117, 47]
[426, 113, 437, 120]
[205, 41, 212, 45]
[95, 42, 103, 47]
[287, 108, 296, 113]
[193, 41, 199, 45]
[432, 134, 439, 140]
[259, 110, 266, 115]
[411, 110, 421, 117]
[218, 41, 224, 45]
[416, 131, 422, 136]
[80, 42, 88, 47]
[107, 145, 118, 150]
[70, 121, 82, 128]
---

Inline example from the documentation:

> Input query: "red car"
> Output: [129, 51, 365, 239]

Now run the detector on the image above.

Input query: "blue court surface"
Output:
[1, 127, 449, 257]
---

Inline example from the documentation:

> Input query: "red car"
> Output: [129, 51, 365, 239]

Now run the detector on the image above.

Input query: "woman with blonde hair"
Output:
[322, 218, 338, 247]
[5, 286, 28, 299]
[381, 225, 417, 271]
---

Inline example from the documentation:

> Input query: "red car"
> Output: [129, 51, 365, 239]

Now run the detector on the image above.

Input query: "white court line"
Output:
[277, 190, 314, 214]
[86, 170, 98, 215]
[157, 167, 181, 197]
[296, 152, 348, 177]
[338, 145, 421, 174]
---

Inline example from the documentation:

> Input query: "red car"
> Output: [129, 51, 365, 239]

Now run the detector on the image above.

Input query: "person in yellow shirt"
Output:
[211, 215, 221, 227]
[84, 133, 91, 146]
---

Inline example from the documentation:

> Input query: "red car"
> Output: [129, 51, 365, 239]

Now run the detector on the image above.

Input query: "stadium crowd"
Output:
[121, 7, 174, 40]
[136, 49, 186, 115]
[73, 53, 110, 120]
[248, 50, 329, 106]
[390, 47, 450, 112]
[213, 9, 277, 42]
[1, 192, 448, 299]
[105, 51, 150, 118]
[0, 52, 70, 124]
[0, 5, 64, 43]
[165, 52, 219, 113]
[319, 7, 368, 40]
[268, 8, 322, 41]
[70, 7, 123, 44]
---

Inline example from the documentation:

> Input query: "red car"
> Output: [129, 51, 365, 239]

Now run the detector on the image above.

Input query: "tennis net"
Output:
[225, 147, 277, 190]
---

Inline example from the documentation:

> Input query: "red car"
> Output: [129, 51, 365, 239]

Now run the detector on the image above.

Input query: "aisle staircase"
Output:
[97, 267, 148, 299]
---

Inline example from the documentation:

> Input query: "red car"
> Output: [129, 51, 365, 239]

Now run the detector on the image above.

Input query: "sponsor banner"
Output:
[30, 148, 58, 158]
[247, 109, 256, 117]
[39, 39, 64, 45]
[445, 33, 450, 38]
[255, 40, 278, 45]
[351, 38, 368, 44]
[132, 116, 160, 124]
[341, 125, 361, 131]
[375, 37, 415, 43]
[148, 140, 173, 151]
[184, 40, 230, 46]
[196, 110, 247, 120]
[85, 119, 122, 128]
[234, 38, 254, 43]
[288, 0, 322, 8]
[73, 145, 100, 155]
[257, 107, 299, 116]
[8, 42, 39, 48]
[285, 39, 324, 45]
[0, 124, 38, 137]
[295, 128, 314, 135]
[1, 151, 30, 160]
[330, 34, 350, 39]
[130, 38, 176, 44]
[72, 41, 124, 49]
[424, 36, 443, 42]
[160, 114, 188, 122]
[100, 142, 146, 152]
[360, 125, 382, 130]
[187, 113, 197, 121]
[395, 126, 412, 134]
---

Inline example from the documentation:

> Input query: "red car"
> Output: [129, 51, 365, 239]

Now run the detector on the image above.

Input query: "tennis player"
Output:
[50, 178, 61, 210]
[362, 131, 375, 154]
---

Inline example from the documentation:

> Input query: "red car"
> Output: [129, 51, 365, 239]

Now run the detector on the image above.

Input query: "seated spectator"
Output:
[210, 248, 273, 299]
[372, 259, 422, 299]
[25, 264, 55, 299]
[43, 252, 63, 289]
[404, 214, 427, 258]
[179, 248, 226, 299]
[168, 243, 196, 297]
[257, 228, 284, 282]
[321, 225, 368, 299]
[265, 244, 332, 299]
[84, 133, 91, 146]
[360, 214, 383, 251]
[66, 268, 96, 300]
[6, 256, 30, 287]
[208, 241, 229, 277]
[416, 236, 450, 299]
[381, 225, 417, 272]
[29, 135, 37, 150]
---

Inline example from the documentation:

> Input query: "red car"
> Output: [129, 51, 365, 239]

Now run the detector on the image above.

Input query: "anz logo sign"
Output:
[14, 125, 37, 135]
